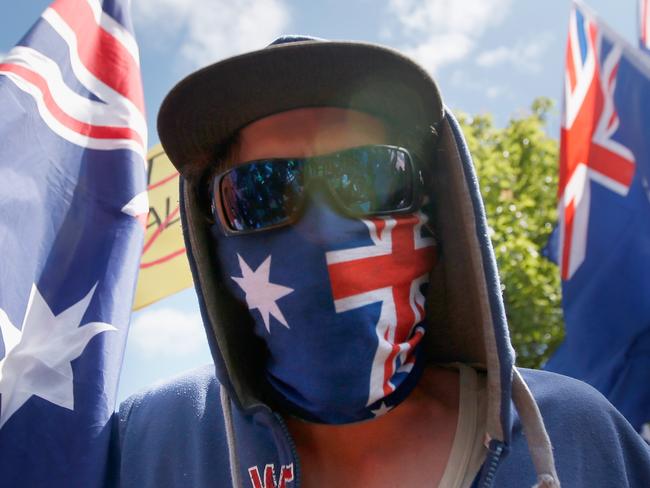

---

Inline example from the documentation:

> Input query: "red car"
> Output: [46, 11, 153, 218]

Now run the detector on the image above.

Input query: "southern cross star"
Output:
[371, 402, 393, 417]
[0, 284, 115, 428]
[231, 254, 294, 333]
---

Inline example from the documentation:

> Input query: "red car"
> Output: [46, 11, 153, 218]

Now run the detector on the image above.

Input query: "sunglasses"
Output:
[211, 145, 424, 235]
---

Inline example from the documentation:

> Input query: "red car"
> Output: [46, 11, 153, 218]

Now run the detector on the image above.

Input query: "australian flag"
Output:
[215, 192, 436, 424]
[545, 1, 650, 441]
[0, 0, 147, 485]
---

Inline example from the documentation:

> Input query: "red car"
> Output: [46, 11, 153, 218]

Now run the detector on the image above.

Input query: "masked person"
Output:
[110, 37, 650, 488]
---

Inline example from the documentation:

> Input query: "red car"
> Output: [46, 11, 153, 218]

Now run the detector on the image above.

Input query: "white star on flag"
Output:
[231, 254, 294, 333]
[0, 284, 116, 428]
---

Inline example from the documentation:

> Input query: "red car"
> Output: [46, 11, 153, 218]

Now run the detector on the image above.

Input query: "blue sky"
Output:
[0, 0, 642, 402]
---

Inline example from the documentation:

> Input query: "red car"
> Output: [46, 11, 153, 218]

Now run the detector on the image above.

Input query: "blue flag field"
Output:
[0, 0, 147, 485]
[545, 1, 650, 440]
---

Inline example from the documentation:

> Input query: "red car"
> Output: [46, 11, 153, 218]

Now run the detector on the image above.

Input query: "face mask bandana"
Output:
[211, 193, 437, 424]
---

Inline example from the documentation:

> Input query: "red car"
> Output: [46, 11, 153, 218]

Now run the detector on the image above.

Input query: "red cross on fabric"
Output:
[326, 213, 437, 397]
[559, 14, 635, 280]
[560, 63, 634, 199]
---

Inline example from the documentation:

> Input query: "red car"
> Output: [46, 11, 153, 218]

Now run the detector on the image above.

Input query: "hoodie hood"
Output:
[177, 109, 516, 438]
[160, 38, 559, 487]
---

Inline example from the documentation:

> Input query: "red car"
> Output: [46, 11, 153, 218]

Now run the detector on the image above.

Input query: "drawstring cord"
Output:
[511, 368, 561, 488]
[220, 387, 243, 488]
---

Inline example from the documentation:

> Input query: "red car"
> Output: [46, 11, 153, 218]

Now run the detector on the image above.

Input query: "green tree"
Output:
[457, 98, 564, 368]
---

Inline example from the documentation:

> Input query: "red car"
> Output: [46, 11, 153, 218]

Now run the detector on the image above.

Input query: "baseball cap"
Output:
[157, 35, 444, 178]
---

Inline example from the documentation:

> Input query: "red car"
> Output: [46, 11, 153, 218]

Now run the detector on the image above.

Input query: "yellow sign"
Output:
[133, 144, 192, 310]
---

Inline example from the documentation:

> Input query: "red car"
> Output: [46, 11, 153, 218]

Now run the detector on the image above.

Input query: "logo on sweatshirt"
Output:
[248, 463, 294, 488]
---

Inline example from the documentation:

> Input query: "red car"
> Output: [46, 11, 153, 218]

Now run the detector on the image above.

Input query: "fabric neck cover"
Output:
[211, 192, 437, 423]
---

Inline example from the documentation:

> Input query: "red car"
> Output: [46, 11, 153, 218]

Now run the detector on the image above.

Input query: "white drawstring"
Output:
[511, 368, 561, 488]
[221, 387, 243, 488]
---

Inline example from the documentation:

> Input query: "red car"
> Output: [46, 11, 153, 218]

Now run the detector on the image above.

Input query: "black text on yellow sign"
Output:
[133, 144, 192, 310]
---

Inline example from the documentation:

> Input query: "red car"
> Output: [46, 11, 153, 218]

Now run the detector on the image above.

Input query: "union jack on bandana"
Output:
[214, 196, 436, 423]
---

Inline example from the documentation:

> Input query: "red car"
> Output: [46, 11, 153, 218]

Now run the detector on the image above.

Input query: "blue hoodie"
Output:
[110, 39, 650, 487]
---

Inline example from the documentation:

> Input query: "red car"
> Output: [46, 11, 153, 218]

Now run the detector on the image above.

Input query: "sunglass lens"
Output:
[325, 146, 413, 214]
[219, 160, 304, 232]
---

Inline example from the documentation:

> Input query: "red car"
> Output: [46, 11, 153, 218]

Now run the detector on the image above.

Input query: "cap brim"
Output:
[157, 40, 444, 177]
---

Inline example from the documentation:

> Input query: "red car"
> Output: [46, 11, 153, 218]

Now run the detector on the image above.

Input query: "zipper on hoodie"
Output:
[478, 441, 505, 488]
[274, 412, 302, 488]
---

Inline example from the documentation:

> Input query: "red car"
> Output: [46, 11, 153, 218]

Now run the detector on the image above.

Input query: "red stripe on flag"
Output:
[643, 0, 648, 46]
[605, 65, 619, 132]
[643, 0, 648, 47]
[606, 111, 617, 132]
[561, 199, 576, 281]
[589, 21, 598, 48]
[608, 63, 619, 88]
[566, 37, 577, 93]
[0, 62, 143, 144]
[382, 327, 423, 396]
[589, 143, 636, 188]
[50, 0, 144, 113]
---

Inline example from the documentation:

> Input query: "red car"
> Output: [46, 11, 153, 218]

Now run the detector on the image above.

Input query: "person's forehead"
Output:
[231, 107, 390, 165]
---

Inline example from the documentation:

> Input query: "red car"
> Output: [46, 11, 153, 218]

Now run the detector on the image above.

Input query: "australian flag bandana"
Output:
[211, 192, 437, 423]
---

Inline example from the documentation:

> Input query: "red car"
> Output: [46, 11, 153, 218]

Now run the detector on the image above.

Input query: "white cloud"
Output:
[129, 308, 206, 357]
[477, 47, 512, 66]
[446, 69, 509, 102]
[387, 0, 513, 73]
[476, 34, 553, 73]
[486, 86, 503, 99]
[404, 33, 473, 74]
[134, 0, 290, 68]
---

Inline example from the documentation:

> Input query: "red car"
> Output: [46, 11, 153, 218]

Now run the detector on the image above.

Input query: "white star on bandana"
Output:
[370, 402, 394, 418]
[231, 254, 294, 333]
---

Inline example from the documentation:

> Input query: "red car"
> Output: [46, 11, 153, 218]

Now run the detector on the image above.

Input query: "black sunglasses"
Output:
[211, 145, 425, 235]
